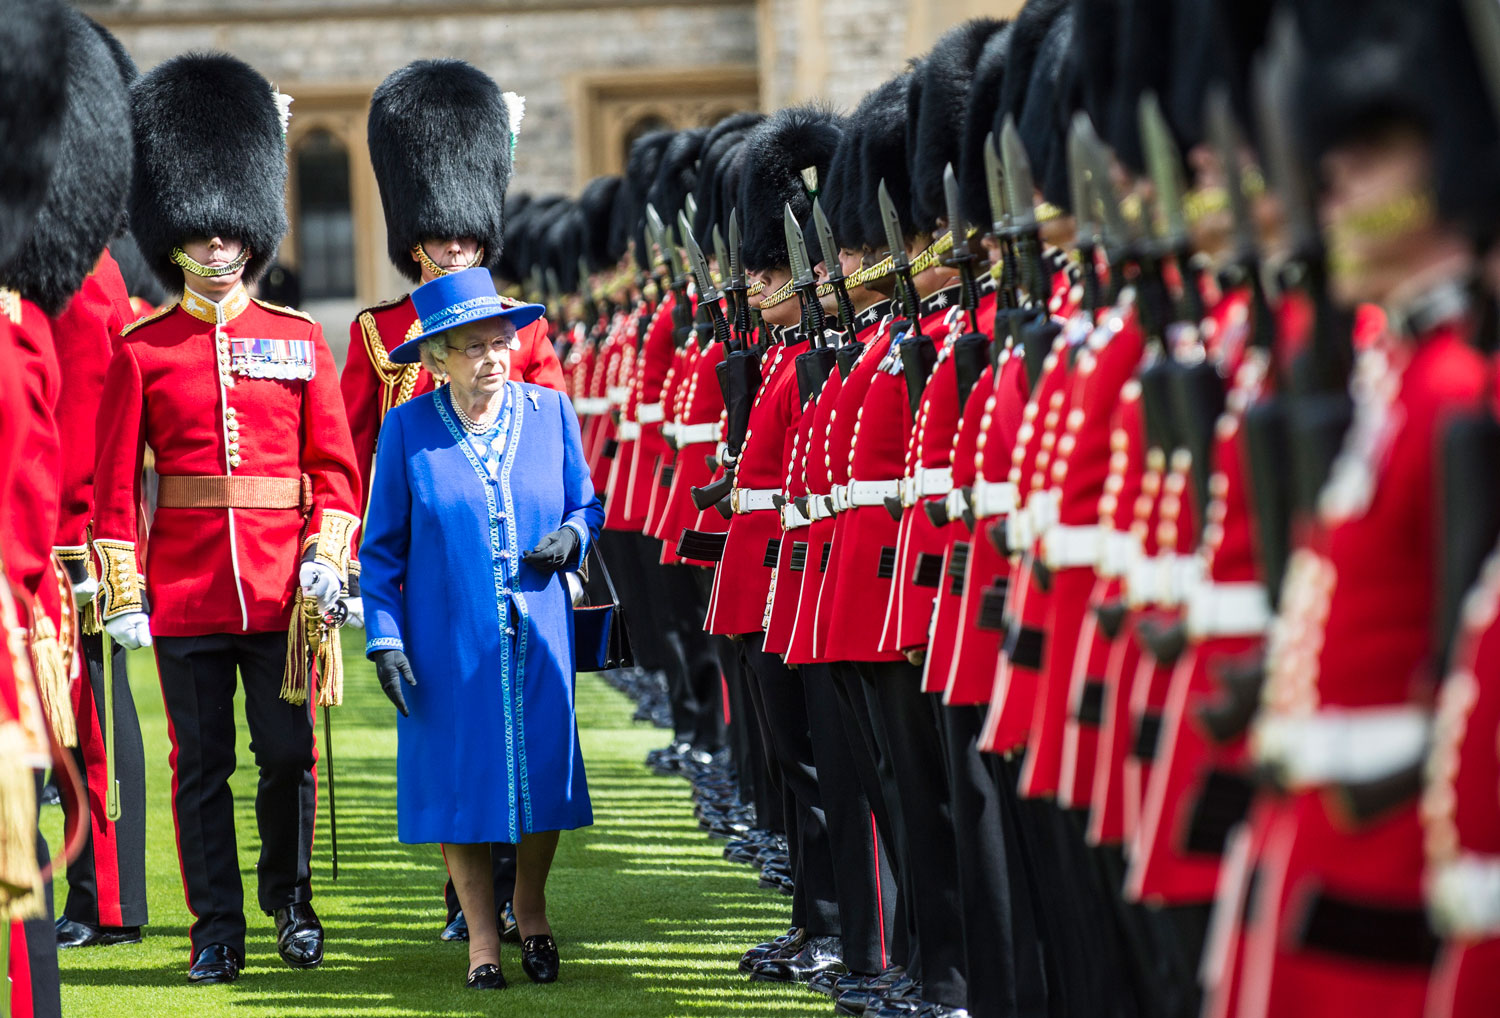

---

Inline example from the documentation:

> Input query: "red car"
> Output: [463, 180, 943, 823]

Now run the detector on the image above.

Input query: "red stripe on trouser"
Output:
[154, 647, 197, 964]
[9, 919, 34, 1018]
[71, 654, 124, 926]
[721, 671, 731, 726]
[871, 812, 886, 970]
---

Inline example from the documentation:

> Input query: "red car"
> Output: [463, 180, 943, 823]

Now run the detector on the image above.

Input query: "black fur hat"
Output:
[910, 19, 1009, 233]
[823, 122, 865, 255]
[130, 52, 288, 292]
[1106, 0, 1176, 174]
[1001, 0, 1070, 134]
[647, 127, 706, 228]
[958, 23, 1016, 228]
[736, 105, 844, 272]
[1008, 8, 1074, 210]
[1, 3, 132, 314]
[0, 0, 69, 271]
[692, 112, 763, 241]
[622, 129, 674, 272]
[84, 14, 138, 85]
[369, 59, 515, 284]
[577, 175, 624, 271]
[856, 73, 918, 251]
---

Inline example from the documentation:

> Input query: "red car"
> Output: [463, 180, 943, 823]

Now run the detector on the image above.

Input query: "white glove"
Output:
[299, 561, 342, 612]
[104, 612, 152, 651]
[72, 576, 99, 611]
[341, 596, 364, 629]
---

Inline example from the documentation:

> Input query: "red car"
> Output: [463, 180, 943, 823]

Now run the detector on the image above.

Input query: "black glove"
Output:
[522, 527, 580, 573]
[372, 649, 416, 717]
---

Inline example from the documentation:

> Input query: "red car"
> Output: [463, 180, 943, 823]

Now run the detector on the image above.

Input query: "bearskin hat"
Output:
[619, 130, 674, 273]
[1105, 0, 1176, 174]
[856, 72, 918, 251]
[369, 60, 515, 284]
[85, 14, 139, 85]
[1009, 7, 1074, 211]
[822, 122, 865, 256]
[0, 0, 69, 271]
[910, 19, 1009, 233]
[1000, 0, 1070, 134]
[1, 3, 132, 314]
[577, 175, 624, 272]
[647, 127, 707, 227]
[958, 23, 1016, 228]
[736, 105, 844, 272]
[692, 112, 763, 242]
[130, 53, 287, 292]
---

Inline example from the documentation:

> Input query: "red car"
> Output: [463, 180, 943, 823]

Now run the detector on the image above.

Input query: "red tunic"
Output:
[657, 340, 728, 566]
[705, 336, 809, 636]
[606, 293, 678, 531]
[763, 371, 818, 654]
[94, 286, 362, 636]
[645, 340, 691, 560]
[786, 362, 847, 665]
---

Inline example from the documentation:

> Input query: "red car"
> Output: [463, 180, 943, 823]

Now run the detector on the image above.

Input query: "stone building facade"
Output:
[83, 0, 1022, 313]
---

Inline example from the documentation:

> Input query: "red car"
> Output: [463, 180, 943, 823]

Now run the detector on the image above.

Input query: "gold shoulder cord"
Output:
[359, 311, 423, 417]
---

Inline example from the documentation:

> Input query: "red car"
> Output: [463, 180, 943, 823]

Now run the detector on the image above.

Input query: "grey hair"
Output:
[418, 335, 451, 379]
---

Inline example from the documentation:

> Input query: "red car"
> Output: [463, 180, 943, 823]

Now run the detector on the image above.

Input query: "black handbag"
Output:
[571, 543, 633, 671]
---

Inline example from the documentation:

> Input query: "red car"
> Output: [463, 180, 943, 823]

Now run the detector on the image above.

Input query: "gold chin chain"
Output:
[412, 244, 485, 278]
[171, 246, 251, 278]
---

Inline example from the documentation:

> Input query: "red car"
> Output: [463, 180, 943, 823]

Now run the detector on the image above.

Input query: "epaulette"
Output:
[119, 302, 177, 337]
[253, 298, 316, 323]
[361, 293, 412, 315]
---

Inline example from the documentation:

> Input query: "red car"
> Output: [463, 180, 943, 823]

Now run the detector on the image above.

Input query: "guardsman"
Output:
[92, 52, 362, 984]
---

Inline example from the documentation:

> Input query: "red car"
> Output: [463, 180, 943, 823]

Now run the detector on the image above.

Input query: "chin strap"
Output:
[170, 246, 251, 278]
[412, 244, 486, 278]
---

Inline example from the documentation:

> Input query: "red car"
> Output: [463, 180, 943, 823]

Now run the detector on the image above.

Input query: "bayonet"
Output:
[784, 204, 828, 346]
[878, 178, 923, 333]
[983, 132, 1009, 240]
[679, 210, 731, 346]
[1255, 13, 1319, 261]
[644, 203, 669, 276]
[943, 162, 981, 331]
[1000, 116, 1047, 304]
[1068, 116, 1103, 311]
[1141, 90, 1204, 324]
[1462, 0, 1500, 122]
[812, 197, 859, 343]
[727, 208, 750, 341]
[712, 224, 730, 287]
[1206, 86, 1258, 271]
[685, 193, 699, 229]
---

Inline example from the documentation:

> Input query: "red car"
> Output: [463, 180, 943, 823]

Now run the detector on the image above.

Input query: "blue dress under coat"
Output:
[362, 381, 603, 844]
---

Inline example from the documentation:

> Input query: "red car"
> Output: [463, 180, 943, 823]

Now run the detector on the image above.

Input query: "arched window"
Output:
[294, 129, 355, 300]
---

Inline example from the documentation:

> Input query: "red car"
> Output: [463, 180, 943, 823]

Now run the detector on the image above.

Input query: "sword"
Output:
[878, 179, 922, 334]
[305, 596, 347, 880]
[812, 197, 858, 347]
[100, 623, 121, 822]
[942, 162, 982, 333]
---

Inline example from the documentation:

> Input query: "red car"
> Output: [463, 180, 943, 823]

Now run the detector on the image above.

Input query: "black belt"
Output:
[1294, 890, 1441, 967]
[1182, 769, 1254, 855]
[1074, 679, 1106, 726]
[912, 552, 944, 588]
[947, 541, 970, 596]
[1131, 712, 1164, 761]
[1006, 623, 1045, 670]
[977, 581, 1009, 631]
[676, 529, 726, 562]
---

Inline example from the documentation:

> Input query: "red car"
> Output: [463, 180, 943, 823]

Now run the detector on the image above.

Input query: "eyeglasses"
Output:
[447, 334, 520, 359]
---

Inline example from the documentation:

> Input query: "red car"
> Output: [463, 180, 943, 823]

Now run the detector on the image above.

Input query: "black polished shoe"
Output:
[441, 910, 469, 942]
[466, 963, 507, 990]
[916, 1005, 971, 1018]
[500, 901, 520, 944]
[187, 943, 241, 984]
[520, 934, 560, 983]
[738, 927, 805, 974]
[750, 935, 847, 983]
[840, 975, 921, 1017]
[812, 967, 873, 997]
[272, 903, 324, 969]
[55, 916, 142, 949]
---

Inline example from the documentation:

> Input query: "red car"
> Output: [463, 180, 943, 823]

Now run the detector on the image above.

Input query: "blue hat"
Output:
[390, 266, 547, 364]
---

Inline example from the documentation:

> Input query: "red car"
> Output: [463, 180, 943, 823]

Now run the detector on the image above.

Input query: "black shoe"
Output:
[738, 927, 804, 974]
[520, 933, 560, 983]
[39, 781, 60, 807]
[441, 910, 469, 942]
[916, 1006, 971, 1018]
[500, 901, 520, 944]
[188, 944, 241, 984]
[272, 903, 324, 969]
[466, 963, 507, 990]
[750, 935, 846, 983]
[812, 967, 872, 997]
[839, 974, 919, 1016]
[55, 917, 142, 949]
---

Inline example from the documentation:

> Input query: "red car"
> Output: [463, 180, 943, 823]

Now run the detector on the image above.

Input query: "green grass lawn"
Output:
[40, 644, 825, 1018]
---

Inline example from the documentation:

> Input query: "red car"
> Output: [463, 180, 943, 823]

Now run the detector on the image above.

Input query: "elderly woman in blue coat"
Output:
[360, 268, 603, 991]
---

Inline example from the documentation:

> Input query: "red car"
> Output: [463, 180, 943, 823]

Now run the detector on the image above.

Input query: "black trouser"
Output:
[856, 659, 967, 1008]
[938, 705, 1047, 1018]
[599, 532, 671, 675]
[659, 563, 725, 752]
[63, 632, 148, 928]
[740, 633, 839, 936]
[154, 632, 316, 962]
[828, 660, 906, 970]
[690, 568, 770, 820]
[801, 663, 887, 974]
[443, 845, 517, 923]
[20, 772, 61, 1018]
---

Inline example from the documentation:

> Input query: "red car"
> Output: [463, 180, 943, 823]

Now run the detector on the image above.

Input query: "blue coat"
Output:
[362, 381, 603, 844]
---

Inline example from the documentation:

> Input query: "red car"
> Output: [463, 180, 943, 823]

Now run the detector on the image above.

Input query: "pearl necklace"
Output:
[452, 390, 503, 433]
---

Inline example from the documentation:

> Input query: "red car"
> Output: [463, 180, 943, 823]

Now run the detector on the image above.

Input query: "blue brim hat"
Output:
[391, 266, 546, 363]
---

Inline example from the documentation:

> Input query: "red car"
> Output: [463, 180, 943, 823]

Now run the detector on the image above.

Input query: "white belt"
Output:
[637, 402, 665, 424]
[616, 421, 641, 441]
[607, 385, 631, 405]
[781, 501, 811, 529]
[807, 493, 834, 521]
[1187, 581, 1271, 639]
[1027, 489, 1061, 539]
[676, 422, 722, 446]
[1429, 853, 1500, 937]
[830, 484, 851, 512]
[971, 479, 1019, 520]
[900, 466, 953, 506]
[730, 487, 782, 514]
[661, 421, 678, 441]
[1252, 706, 1430, 788]
[1097, 530, 1139, 579]
[573, 396, 610, 415]
[1042, 524, 1102, 570]
[944, 487, 970, 522]
[847, 479, 901, 507]
[1126, 553, 1202, 607]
